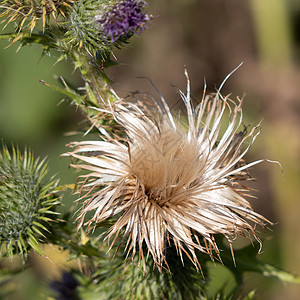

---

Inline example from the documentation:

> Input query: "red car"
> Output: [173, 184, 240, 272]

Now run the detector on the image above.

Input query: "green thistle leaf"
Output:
[219, 239, 300, 284]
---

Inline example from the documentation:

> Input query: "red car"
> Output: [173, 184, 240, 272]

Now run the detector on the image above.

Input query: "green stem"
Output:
[71, 51, 118, 107]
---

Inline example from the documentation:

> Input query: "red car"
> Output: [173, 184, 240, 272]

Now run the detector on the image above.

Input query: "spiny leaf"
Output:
[39, 79, 87, 107]
[220, 241, 300, 284]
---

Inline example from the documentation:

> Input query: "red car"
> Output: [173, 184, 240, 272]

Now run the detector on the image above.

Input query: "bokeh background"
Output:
[0, 0, 300, 299]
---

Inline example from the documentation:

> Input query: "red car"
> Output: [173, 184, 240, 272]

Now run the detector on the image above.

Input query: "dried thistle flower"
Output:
[66, 71, 271, 271]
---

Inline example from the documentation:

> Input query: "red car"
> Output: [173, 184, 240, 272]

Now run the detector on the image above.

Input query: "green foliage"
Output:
[0, 145, 59, 258]
[92, 247, 206, 300]
[218, 239, 300, 285]
[45, 218, 300, 299]
[46, 214, 206, 299]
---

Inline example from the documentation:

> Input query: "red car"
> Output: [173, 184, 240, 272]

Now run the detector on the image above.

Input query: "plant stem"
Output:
[72, 51, 118, 107]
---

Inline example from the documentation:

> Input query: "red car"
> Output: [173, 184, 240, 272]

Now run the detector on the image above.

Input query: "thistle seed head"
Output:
[66, 72, 271, 271]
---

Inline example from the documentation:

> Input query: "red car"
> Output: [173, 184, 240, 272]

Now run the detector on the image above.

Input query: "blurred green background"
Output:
[1, 0, 300, 299]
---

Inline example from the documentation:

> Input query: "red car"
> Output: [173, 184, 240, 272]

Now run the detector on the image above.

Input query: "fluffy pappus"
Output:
[65, 70, 272, 272]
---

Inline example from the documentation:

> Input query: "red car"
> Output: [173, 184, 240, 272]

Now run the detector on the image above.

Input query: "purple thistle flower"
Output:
[98, 0, 151, 43]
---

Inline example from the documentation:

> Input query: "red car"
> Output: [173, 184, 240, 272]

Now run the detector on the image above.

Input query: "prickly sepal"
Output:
[72, 240, 206, 300]
[0, 145, 59, 258]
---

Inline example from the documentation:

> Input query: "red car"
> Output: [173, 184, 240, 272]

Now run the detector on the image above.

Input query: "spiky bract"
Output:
[0, 0, 72, 33]
[66, 73, 271, 271]
[91, 243, 206, 299]
[64, 0, 111, 54]
[0, 146, 59, 258]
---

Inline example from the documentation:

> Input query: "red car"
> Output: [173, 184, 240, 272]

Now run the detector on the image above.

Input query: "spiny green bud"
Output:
[64, 0, 112, 54]
[0, 145, 59, 258]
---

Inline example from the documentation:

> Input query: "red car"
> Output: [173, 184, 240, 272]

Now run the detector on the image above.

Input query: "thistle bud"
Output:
[65, 0, 151, 55]
[0, 145, 59, 258]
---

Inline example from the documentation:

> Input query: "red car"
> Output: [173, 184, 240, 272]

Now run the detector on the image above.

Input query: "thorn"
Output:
[39, 79, 47, 85]
[229, 242, 236, 267]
